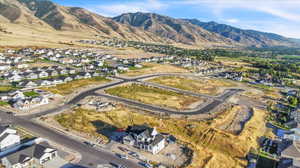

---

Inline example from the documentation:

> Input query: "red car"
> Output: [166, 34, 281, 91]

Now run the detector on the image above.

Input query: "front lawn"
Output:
[24, 91, 40, 97]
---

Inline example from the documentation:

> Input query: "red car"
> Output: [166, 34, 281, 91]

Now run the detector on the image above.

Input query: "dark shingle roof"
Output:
[3, 142, 55, 165]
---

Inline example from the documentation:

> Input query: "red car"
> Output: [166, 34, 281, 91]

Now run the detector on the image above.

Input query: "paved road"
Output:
[93, 89, 241, 115]
[1, 73, 241, 168]
[0, 111, 142, 168]
[24, 73, 204, 119]
[139, 81, 215, 99]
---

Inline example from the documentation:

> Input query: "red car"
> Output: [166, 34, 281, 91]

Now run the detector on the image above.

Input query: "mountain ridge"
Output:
[113, 12, 298, 47]
[0, 0, 298, 48]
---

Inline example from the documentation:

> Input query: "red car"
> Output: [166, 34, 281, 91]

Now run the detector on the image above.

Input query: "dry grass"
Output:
[102, 48, 166, 59]
[54, 108, 109, 143]
[149, 76, 236, 96]
[211, 105, 241, 127]
[105, 83, 202, 110]
[54, 106, 268, 168]
[243, 85, 282, 100]
[0, 23, 94, 48]
[42, 77, 110, 95]
[122, 63, 189, 77]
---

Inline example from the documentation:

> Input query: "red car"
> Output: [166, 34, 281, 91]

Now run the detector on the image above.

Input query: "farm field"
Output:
[42, 77, 111, 95]
[105, 83, 203, 110]
[53, 105, 268, 168]
[148, 76, 236, 96]
[121, 63, 189, 77]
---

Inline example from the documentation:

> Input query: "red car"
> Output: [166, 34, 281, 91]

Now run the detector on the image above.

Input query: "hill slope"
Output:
[113, 12, 235, 47]
[184, 19, 297, 47]
[0, 0, 167, 46]
[113, 12, 297, 47]
[0, 0, 298, 48]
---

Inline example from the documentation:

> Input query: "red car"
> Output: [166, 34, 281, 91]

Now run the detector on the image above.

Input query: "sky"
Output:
[52, 0, 300, 38]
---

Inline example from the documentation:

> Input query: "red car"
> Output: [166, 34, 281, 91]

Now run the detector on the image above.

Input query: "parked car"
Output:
[129, 151, 139, 158]
[83, 141, 95, 147]
[139, 162, 152, 168]
[116, 153, 128, 159]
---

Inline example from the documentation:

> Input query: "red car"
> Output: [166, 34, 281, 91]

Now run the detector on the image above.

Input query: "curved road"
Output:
[1, 73, 242, 168]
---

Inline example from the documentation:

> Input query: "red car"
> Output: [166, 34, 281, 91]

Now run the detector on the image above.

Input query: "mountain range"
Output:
[0, 0, 298, 48]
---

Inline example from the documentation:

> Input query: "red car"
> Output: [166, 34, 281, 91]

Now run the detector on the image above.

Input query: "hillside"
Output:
[113, 12, 297, 48]
[113, 12, 236, 47]
[0, 0, 298, 48]
[184, 19, 297, 47]
[0, 0, 167, 47]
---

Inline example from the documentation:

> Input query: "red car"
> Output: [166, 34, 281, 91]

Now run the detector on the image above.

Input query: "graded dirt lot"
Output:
[105, 83, 203, 110]
[121, 63, 189, 77]
[148, 76, 237, 96]
[42, 77, 111, 95]
[212, 105, 253, 135]
[53, 105, 268, 168]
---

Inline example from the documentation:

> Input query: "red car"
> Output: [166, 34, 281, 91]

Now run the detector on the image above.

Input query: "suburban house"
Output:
[1, 142, 58, 168]
[122, 125, 165, 154]
[0, 126, 21, 151]
[13, 96, 49, 110]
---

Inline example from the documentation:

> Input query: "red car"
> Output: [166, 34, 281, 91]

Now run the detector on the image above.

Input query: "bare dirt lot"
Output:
[148, 76, 237, 96]
[105, 83, 204, 110]
[212, 105, 253, 135]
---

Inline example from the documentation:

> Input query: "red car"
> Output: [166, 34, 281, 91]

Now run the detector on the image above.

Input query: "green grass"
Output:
[279, 55, 300, 60]
[23, 91, 40, 97]
[0, 85, 16, 93]
[0, 101, 9, 106]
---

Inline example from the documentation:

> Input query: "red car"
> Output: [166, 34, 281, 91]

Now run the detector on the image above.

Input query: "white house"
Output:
[0, 126, 21, 151]
[1, 142, 58, 168]
[17, 64, 29, 69]
[0, 64, 11, 71]
[123, 125, 165, 154]
[13, 96, 49, 110]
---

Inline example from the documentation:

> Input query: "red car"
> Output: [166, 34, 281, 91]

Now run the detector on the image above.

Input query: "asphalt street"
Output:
[93, 88, 240, 115]
[0, 110, 142, 168]
[0, 73, 241, 168]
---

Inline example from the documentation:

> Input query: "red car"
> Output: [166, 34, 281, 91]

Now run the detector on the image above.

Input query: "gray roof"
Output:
[151, 134, 164, 146]
[3, 142, 55, 165]
[0, 133, 10, 142]
[0, 125, 8, 134]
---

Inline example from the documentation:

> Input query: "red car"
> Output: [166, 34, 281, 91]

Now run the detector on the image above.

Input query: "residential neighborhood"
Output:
[0, 125, 68, 168]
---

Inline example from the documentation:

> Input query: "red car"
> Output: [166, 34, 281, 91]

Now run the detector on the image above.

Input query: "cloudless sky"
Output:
[52, 0, 300, 38]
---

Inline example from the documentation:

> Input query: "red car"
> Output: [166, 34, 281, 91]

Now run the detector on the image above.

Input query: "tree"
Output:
[288, 96, 298, 107]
